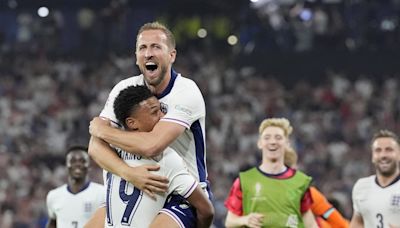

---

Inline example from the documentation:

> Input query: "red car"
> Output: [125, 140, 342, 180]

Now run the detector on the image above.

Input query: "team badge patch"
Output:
[160, 102, 168, 114]
[390, 194, 400, 212]
[84, 202, 93, 213]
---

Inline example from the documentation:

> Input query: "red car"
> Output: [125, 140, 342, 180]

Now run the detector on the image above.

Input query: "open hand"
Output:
[122, 164, 169, 200]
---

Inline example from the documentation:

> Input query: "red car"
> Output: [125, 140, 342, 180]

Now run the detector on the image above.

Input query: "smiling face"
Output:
[66, 150, 90, 181]
[135, 29, 176, 92]
[371, 137, 400, 177]
[258, 126, 289, 163]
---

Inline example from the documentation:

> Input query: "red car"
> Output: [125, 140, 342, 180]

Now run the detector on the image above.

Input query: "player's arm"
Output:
[349, 212, 364, 228]
[324, 209, 350, 227]
[223, 178, 264, 228]
[46, 191, 57, 228]
[302, 209, 319, 228]
[300, 187, 319, 228]
[310, 186, 349, 227]
[84, 206, 105, 228]
[88, 136, 168, 197]
[186, 186, 214, 228]
[225, 211, 265, 228]
[90, 118, 184, 157]
[45, 219, 56, 228]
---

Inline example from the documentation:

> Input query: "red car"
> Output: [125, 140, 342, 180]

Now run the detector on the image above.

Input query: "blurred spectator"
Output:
[1, 1, 400, 227]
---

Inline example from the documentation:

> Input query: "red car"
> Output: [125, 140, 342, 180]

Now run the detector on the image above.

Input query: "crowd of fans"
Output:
[1, 0, 400, 227]
[1, 49, 399, 227]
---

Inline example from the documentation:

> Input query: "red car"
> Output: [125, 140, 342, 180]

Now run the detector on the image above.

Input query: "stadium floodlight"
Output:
[38, 6, 49, 18]
[227, 35, 238, 46]
[197, 28, 207, 38]
[299, 9, 312, 21]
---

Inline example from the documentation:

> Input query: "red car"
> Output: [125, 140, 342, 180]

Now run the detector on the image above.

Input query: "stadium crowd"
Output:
[1, 0, 400, 227]
[1, 49, 399, 227]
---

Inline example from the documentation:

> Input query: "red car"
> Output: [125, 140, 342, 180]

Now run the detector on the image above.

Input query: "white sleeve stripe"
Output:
[160, 118, 190, 128]
[322, 207, 335, 219]
[159, 209, 185, 228]
[182, 181, 198, 198]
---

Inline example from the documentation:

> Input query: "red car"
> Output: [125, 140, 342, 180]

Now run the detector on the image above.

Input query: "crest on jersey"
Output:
[390, 194, 400, 212]
[160, 102, 168, 114]
[286, 214, 299, 228]
[84, 202, 93, 213]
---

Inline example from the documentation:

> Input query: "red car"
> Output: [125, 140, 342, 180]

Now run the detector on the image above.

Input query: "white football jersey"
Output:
[104, 147, 198, 227]
[46, 182, 105, 228]
[352, 175, 400, 227]
[100, 71, 208, 186]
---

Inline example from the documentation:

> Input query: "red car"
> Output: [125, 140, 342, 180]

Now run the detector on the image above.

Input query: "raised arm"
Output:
[90, 118, 184, 157]
[88, 136, 168, 197]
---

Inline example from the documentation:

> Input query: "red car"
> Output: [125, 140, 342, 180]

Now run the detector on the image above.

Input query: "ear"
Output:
[257, 138, 262, 150]
[125, 117, 137, 130]
[170, 49, 177, 64]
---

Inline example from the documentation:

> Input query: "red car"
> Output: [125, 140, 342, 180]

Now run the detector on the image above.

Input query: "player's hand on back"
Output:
[121, 164, 169, 200]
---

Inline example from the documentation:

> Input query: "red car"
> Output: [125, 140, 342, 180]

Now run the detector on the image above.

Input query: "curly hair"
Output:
[113, 85, 154, 128]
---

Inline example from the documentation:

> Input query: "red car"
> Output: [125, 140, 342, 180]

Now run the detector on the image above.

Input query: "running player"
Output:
[46, 146, 104, 228]
[224, 118, 318, 228]
[350, 129, 400, 228]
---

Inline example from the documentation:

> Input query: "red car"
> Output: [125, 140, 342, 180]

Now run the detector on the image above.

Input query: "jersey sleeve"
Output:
[160, 80, 205, 129]
[310, 186, 333, 216]
[352, 179, 361, 214]
[46, 190, 56, 219]
[300, 187, 313, 213]
[163, 149, 198, 198]
[224, 178, 243, 216]
[95, 184, 106, 208]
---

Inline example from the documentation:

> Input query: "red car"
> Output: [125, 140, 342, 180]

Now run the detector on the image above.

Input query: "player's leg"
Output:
[149, 194, 196, 228]
[84, 206, 106, 228]
[149, 213, 180, 228]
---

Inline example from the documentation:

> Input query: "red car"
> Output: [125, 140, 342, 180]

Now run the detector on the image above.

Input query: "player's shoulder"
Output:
[353, 175, 375, 190]
[113, 74, 144, 89]
[89, 182, 105, 190]
[174, 74, 200, 90]
[47, 184, 68, 198]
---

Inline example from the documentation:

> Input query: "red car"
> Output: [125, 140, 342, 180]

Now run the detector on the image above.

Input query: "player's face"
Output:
[258, 126, 288, 162]
[135, 29, 176, 90]
[371, 137, 400, 177]
[66, 151, 90, 180]
[130, 97, 162, 132]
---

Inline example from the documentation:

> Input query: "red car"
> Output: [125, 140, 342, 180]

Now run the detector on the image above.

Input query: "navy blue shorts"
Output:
[159, 194, 196, 228]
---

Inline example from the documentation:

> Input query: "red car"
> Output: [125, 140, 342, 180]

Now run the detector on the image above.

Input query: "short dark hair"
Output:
[65, 145, 88, 158]
[113, 85, 154, 128]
